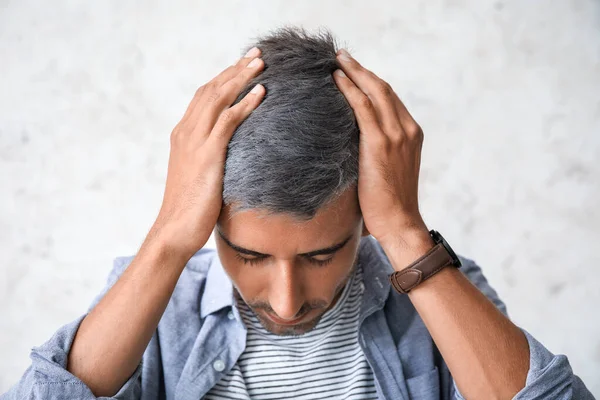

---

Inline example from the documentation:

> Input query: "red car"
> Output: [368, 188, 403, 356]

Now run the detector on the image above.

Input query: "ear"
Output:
[361, 221, 370, 237]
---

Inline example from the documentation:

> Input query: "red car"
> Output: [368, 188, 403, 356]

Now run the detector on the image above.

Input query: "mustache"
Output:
[248, 299, 328, 315]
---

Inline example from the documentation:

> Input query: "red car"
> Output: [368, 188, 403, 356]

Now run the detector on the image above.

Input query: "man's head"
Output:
[215, 26, 367, 336]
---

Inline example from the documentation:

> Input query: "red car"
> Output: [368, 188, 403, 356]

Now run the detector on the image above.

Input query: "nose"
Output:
[269, 260, 305, 321]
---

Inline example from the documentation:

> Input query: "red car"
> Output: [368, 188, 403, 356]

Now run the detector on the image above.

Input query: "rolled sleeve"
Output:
[511, 328, 594, 399]
[2, 314, 142, 400]
[451, 327, 594, 399]
[450, 256, 594, 399]
[2, 257, 141, 400]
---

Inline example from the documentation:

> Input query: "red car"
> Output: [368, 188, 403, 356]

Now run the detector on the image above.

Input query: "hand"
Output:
[333, 49, 432, 257]
[150, 48, 266, 257]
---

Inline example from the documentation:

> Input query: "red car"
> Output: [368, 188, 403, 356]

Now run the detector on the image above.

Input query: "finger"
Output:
[179, 85, 207, 126]
[335, 49, 402, 135]
[391, 95, 423, 139]
[192, 56, 264, 140]
[208, 83, 266, 148]
[217, 57, 265, 107]
[180, 47, 262, 125]
[332, 69, 386, 140]
[210, 47, 262, 87]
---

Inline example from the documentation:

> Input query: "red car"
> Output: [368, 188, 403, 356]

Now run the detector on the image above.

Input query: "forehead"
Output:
[216, 188, 361, 252]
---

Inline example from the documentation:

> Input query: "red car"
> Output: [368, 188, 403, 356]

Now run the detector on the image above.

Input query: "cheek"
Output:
[218, 253, 268, 297]
[304, 267, 349, 302]
[315, 256, 358, 299]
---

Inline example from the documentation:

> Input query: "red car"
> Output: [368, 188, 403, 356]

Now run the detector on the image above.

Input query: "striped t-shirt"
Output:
[204, 262, 378, 400]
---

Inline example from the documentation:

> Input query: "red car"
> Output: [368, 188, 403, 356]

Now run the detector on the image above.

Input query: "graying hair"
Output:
[222, 26, 359, 221]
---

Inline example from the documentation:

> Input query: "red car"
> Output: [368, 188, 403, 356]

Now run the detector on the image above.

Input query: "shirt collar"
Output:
[199, 251, 236, 319]
[198, 235, 393, 320]
[356, 235, 394, 309]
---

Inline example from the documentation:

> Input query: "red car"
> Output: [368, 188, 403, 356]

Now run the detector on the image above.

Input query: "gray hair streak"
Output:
[222, 26, 359, 221]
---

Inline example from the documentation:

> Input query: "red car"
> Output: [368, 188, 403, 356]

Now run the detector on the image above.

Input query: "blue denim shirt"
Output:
[2, 236, 593, 399]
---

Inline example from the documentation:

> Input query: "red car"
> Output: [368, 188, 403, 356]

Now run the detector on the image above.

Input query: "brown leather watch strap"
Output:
[388, 243, 455, 294]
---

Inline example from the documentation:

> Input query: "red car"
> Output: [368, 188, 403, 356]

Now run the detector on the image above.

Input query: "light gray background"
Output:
[1, 0, 599, 396]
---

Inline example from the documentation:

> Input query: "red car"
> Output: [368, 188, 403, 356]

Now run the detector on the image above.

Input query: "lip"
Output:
[265, 311, 308, 326]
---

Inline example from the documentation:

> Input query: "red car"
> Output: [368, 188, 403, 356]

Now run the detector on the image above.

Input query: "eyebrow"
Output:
[216, 229, 354, 258]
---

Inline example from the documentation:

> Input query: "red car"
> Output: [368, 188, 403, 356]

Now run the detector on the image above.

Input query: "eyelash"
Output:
[234, 253, 334, 267]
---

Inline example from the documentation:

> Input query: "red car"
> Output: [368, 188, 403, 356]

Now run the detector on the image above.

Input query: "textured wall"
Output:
[1, 0, 599, 395]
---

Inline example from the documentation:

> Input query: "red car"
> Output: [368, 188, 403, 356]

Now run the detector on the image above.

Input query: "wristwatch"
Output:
[388, 230, 462, 294]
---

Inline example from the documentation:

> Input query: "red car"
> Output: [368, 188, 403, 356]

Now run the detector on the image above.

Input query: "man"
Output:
[2, 27, 593, 400]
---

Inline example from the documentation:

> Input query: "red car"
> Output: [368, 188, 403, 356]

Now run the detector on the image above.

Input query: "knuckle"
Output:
[206, 90, 221, 104]
[204, 81, 218, 94]
[416, 128, 424, 141]
[219, 109, 236, 124]
[407, 123, 423, 138]
[170, 132, 184, 149]
[357, 94, 373, 110]
[195, 86, 205, 98]
[237, 97, 251, 109]
[206, 80, 219, 90]
[375, 81, 392, 97]
[170, 124, 183, 142]
[212, 124, 230, 141]
[170, 131, 178, 145]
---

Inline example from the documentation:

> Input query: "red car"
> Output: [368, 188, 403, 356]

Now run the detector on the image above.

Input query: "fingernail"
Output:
[250, 84, 263, 94]
[334, 69, 346, 78]
[337, 49, 352, 62]
[247, 58, 261, 68]
[244, 47, 260, 58]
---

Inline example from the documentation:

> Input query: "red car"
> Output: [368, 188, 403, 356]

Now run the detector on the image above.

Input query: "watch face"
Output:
[430, 230, 461, 267]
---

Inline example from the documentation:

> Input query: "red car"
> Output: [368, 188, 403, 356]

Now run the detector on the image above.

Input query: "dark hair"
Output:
[222, 26, 359, 221]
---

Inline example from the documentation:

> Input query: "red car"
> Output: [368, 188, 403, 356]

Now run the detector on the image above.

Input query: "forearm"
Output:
[383, 232, 529, 400]
[67, 227, 192, 397]
[411, 267, 528, 399]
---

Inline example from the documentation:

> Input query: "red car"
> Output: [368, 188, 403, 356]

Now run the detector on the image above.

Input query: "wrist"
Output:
[380, 227, 435, 272]
[144, 221, 201, 265]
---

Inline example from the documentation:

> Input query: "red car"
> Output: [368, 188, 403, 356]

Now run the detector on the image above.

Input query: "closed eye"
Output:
[234, 253, 266, 266]
[234, 253, 334, 267]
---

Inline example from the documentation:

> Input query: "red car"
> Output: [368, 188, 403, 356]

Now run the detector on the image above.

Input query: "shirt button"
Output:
[227, 311, 235, 320]
[213, 359, 225, 372]
[360, 282, 365, 291]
